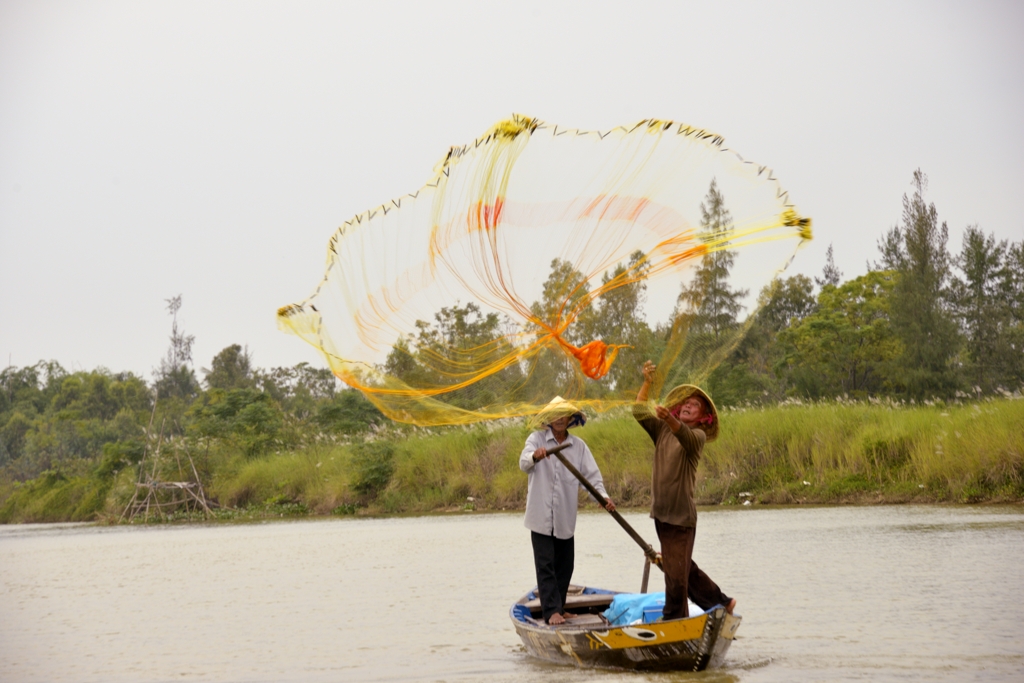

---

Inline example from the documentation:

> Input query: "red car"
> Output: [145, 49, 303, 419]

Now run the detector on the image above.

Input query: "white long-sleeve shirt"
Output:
[519, 428, 609, 539]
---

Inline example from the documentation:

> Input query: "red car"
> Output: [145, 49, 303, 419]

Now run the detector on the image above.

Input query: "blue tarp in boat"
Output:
[602, 592, 705, 626]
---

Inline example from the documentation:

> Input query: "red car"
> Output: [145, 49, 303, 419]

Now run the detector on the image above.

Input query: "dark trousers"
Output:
[655, 519, 731, 620]
[531, 531, 575, 623]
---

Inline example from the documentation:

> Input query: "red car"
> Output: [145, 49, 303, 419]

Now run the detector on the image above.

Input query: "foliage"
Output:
[949, 226, 1023, 392]
[384, 301, 523, 411]
[188, 388, 283, 458]
[350, 441, 396, 497]
[2, 168, 1023, 521]
[0, 361, 68, 418]
[0, 468, 111, 523]
[815, 243, 843, 289]
[531, 258, 598, 347]
[676, 179, 749, 340]
[591, 251, 657, 394]
[315, 390, 385, 434]
[877, 170, 961, 398]
[207, 398, 1024, 517]
[153, 295, 200, 401]
[779, 271, 901, 398]
[0, 344, 383, 496]
[95, 438, 146, 478]
[516, 259, 600, 396]
[0, 364, 150, 479]
[203, 344, 254, 391]
[708, 274, 817, 405]
[256, 362, 338, 419]
[756, 275, 818, 334]
[3, 396, 1022, 521]
[668, 180, 751, 390]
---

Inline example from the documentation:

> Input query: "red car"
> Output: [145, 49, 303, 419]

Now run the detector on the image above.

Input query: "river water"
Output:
[1, 505, 1022, 682]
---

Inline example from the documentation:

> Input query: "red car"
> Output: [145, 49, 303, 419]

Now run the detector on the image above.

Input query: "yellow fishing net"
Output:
[278, 115, 811, 425]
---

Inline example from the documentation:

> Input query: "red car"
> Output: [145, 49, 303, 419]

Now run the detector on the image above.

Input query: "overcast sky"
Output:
[2, 0, 1022, 380]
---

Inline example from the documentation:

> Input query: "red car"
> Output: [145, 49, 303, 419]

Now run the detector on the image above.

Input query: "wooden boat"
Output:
[512, 445, 740, 670]
[510, 585, 741, 672]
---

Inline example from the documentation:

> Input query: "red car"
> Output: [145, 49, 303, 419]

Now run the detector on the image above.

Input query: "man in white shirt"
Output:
[520, 396, 615, 625]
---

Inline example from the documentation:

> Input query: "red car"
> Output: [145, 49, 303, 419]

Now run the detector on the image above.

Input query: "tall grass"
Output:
[1, 398, 1020, 523]
[0, 469, 111, 523]
[702, 398, 1024, 503]
[214, 398, 1021, 515]
[210, 444, 352, 514]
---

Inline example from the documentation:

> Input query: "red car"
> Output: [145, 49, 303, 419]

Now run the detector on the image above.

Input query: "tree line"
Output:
[384, 170, 1024, 408]
[0, 296, 383, 482]
[2, 169, 1021, 486]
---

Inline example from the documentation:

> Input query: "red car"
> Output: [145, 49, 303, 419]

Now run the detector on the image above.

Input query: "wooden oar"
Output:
[544, 443, 663, 570]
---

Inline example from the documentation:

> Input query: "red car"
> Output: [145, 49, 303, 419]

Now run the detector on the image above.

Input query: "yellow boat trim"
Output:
[584, 614, 707, 650]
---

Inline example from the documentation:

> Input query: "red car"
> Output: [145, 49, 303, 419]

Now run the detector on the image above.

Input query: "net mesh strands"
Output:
[278, 115, 812, 425]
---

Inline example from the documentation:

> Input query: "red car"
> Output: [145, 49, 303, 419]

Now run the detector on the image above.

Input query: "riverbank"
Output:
[1, 397, 1021, 523]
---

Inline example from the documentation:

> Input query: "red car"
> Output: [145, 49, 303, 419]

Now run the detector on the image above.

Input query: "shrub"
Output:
[315, 391, 385, 434]
[96, 439, 146, 478]
[351, 441, 396, 497]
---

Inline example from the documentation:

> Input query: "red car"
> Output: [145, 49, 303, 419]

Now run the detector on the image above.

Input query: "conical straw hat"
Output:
[528, 396, 587, 430]
[663, 384, 719, 442]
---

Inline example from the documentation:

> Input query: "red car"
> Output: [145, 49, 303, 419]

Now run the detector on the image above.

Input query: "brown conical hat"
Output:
[663, 384, 719, 442]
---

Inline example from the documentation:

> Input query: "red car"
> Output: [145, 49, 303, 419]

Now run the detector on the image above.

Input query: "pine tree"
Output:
[815, 243, 843, 289]
[879, 170, 960, 398]
[951, 228, 1024, 392]
[592, 250, 655, 393]
[153, 295, 199, 401]
[676, 179, 749, 339]
[1001, 240, 1024, 388]
[666, 179, 750, 393]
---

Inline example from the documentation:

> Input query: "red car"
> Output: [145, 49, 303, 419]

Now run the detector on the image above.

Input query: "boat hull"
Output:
[510, 588, 740, 672]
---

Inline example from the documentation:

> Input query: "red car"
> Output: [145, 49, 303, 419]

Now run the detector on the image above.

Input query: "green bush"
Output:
[315, 391, 385, 434]
[189, 388, 283, 458]
[0, 469, 110, 523]
[96, 439, 146, 478]
[351, 441, 396, 497]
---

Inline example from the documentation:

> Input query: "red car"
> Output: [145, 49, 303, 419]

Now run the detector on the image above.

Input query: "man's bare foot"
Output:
[726, 598, 737, 615]
[563, 612, 581, 620]
[547, 612, 566, 625]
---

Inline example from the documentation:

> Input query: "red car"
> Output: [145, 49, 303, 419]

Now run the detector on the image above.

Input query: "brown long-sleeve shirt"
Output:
[632, 404, 706, 528]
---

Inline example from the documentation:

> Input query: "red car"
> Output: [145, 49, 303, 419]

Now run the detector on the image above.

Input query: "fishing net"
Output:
[278, 115, 811, 425]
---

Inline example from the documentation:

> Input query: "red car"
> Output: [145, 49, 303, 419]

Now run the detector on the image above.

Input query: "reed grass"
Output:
[219, 398, 1022, 515]
[701, 398, 1024, 504]
[1, 398, 1020, 523]
[210, 444, 352, 514]
[0, 470, 110, 523]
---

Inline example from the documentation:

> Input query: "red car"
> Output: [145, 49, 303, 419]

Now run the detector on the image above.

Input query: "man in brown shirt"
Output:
[634, 360, 735, 620]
